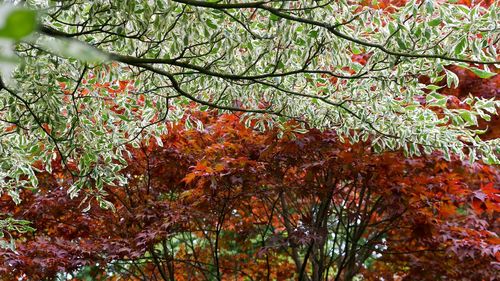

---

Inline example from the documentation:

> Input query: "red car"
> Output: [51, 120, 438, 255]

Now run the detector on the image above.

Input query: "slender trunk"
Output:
[279, 193, 310, 281]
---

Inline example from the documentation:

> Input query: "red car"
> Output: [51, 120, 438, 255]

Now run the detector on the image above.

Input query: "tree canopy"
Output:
[1, 112, 499, 280]
[0, 0, 499, 279]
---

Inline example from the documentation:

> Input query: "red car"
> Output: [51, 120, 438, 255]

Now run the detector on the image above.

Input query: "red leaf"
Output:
[182, 173, 197, 184]
[472, 198, 485, 215]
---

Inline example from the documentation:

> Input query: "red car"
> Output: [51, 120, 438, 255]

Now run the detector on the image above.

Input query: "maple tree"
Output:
[0, 111, 498, 280]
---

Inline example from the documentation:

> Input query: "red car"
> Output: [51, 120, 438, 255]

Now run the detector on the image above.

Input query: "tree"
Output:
[0, 112, 498, 280]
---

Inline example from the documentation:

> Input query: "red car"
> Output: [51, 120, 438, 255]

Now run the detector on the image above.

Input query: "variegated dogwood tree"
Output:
[0, 1, 499, 236]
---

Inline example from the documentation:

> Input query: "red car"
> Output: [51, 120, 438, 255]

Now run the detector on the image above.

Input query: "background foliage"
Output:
[1, 111, 499, 280]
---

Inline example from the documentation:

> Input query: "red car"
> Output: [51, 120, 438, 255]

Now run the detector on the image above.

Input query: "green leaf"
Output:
[444, 68, 459, 88]
[270, 14, 280, 21]
[478, 100, 497, 114]
[351, 45, 361, 55]
[425, 84, 443, 91]
[458, 110, 478, 126]
[309, 30, 319, 38]
[427, 92, 446, 101]
[454, 37, 467, 56]
[428, 18, 441, 27]
[426, 92, 447, 107]
[425, 0, 434, 14]
[468, 67, 496, 79]
[483, 153, 499, 165]
[396, 38, 407, 50]
[205, 19, 217, 29]
[0, 8, 37, 40]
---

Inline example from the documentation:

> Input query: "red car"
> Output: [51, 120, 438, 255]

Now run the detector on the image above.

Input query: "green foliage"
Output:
[0, 8, 36, 40]
[0, 5, 37, 82]
[0, 217, 35, 251]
